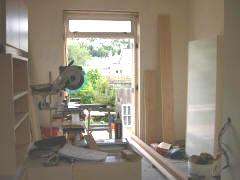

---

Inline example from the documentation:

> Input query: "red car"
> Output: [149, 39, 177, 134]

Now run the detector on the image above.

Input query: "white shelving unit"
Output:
[0, 53, 31, 177]
[0, 0, 30, 178]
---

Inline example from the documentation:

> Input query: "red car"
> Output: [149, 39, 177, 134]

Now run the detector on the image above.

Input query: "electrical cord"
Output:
[217, 117, 231, 169]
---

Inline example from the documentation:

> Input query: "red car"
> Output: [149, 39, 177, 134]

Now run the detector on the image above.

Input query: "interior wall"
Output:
[188, 0, 224, 41]
[222, 0, 240, 179]
[26, 0, 188, 141]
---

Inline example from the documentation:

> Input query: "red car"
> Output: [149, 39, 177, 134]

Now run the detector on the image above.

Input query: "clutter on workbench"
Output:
[84, 134, 99, 150]
[58, 143, 108, 161]
[121, 149, 138, 161]
[28, 136, 67, 161]
[110, 114, 115, 130]
[41, 126, 59, 138]
[34, 136, 66, 149]
[115, 112, 123, 139]
[29, 135, 108, 164]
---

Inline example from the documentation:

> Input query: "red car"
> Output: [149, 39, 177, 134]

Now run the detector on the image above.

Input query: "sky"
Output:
[69, 20, 131, 33]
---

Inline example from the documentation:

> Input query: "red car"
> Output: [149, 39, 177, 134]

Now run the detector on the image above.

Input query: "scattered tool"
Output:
[43, 153, 59, 167]
[84, 134, 99, 150]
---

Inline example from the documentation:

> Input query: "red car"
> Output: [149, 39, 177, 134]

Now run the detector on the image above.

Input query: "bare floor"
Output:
[142, 158, 167, 180]
[92, 131, 168, 180]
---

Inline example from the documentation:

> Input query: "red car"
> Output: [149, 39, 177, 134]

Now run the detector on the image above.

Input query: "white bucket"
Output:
[188, 161, 213, 179]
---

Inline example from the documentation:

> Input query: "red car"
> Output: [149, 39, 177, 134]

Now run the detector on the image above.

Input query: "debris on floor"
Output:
[150, 141, 186, 160]
[188, 152, 221, 179]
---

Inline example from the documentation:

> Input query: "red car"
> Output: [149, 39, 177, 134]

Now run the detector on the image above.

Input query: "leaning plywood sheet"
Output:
[186, 36, 223, 156]
[159, 15, 175, 143]
[144, 70, 160, 144]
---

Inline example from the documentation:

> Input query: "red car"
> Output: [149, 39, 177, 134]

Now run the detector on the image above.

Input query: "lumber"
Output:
[144, 70, 159, 144]
[128, 135, 187, 180]
[159, 15, 175, 143]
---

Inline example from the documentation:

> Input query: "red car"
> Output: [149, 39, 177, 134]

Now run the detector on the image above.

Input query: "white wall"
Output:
[188, 0, 224, 41]
[222, 0, 240, 179]
[27, 0, 188, 140]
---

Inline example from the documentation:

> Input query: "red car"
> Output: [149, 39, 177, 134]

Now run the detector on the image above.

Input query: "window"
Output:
[64, 11, 137, 38]
[69, 20, 131, 33]
[122, 104, 132, 127]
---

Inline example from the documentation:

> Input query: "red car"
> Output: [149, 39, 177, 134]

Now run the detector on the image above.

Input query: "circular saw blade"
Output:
[63, 66, 85, 90]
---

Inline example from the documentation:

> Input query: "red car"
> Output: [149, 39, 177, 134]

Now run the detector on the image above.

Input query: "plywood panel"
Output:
[144, 70, 160, 143]
[186, 37, 222, 156]
[159, 15, 175, 143]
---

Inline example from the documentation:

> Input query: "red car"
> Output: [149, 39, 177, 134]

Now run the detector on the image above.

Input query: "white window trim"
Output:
[122, 104, 132, 127]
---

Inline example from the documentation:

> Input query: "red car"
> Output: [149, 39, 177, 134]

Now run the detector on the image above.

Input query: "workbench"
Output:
[22, 140, 142, 180]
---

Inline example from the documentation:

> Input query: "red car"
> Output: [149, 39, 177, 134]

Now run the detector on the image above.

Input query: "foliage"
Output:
[67, 38, 133, 108]
[68, 38, 132, 59]
[70, 69, 116, 108]
[67, 40, 91, 66]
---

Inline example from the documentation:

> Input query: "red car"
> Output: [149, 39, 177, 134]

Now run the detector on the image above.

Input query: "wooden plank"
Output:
[144, 70, 160, 144]
[159, 15, 175, 143]
[129, 135, 188, 180]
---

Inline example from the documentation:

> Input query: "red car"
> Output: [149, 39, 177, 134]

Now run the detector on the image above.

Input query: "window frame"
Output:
[63, 10, 139, 136]
[121, 104, 132, 127]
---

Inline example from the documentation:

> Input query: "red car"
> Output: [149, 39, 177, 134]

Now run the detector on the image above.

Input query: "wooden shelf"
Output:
[14, 112, 29, 130]
[0, 0, 29, 176]
[13, 90, 28, 101]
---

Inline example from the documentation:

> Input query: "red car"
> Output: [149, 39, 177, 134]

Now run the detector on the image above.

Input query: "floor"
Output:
[142, 158, 167, 180]
[92, 131, 184, 180]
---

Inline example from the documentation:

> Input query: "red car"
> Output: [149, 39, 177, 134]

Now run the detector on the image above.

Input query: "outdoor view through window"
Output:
[66, 38, 134, 139]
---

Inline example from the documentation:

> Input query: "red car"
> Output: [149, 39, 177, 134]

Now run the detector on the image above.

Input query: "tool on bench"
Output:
[31, 61, 85, 110]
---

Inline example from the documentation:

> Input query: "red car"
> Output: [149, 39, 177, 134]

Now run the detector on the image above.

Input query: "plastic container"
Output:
[188, 161, 214, 179]
[40, 127, 59, 138]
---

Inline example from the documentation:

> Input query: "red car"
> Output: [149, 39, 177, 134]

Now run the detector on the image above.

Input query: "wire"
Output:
[217, 117, 231, 169]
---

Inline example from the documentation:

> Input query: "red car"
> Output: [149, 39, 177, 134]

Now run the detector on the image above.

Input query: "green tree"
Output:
[85, 38, 132, 58]
[70, 69, 116, 107]
[67, 40, 91, 66]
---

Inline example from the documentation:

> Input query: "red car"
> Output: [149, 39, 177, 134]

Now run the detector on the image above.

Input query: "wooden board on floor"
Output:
[144, 70, 160, 144]
[159, 15, 175, 143]
[129, 135, 188, 180]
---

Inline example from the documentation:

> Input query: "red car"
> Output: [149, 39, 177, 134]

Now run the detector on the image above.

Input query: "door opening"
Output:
[64, 12, 138, 139]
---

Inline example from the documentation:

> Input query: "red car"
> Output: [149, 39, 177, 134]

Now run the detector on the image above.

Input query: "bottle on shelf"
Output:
[115, 112, 122, 139]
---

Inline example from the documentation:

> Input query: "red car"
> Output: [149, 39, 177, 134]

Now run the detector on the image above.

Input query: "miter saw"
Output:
[31, 61, 85, 109]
